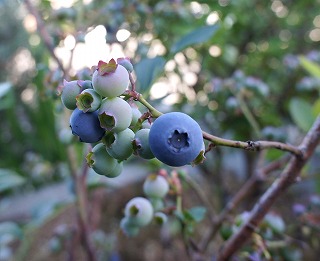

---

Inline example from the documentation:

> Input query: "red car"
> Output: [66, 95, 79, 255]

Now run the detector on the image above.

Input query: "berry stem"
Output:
[128, 89, 302, 157]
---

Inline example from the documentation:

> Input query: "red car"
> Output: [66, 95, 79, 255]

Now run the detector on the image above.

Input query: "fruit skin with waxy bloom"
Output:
[61, 80, 81, 110]
[143, 174, 169, 199]
[149, 112, 203, 167]
[92, 59, 129, 98]
[124, 197, 154, 227]
[86, 143, 123, 178]
[98, 97, 132, 133]
[132, 129, 154, 159]
[69, 108, 105, 143]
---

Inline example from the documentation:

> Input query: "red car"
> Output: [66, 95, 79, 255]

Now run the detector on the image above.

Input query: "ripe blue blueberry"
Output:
[149, 112, 203, 167]
[70, 108, 105, 143]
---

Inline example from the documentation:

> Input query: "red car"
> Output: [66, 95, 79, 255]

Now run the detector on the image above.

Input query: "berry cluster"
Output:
[121, 173, 170, 236]
[60, 58, 205, 178]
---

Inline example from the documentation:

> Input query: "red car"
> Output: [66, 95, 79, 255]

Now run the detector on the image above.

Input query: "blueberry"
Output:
[117, 57, 134, 72]
[120, 217, 140, 237]
[92, 60, 129, 98]
[98, 97, 132, 133]
[103, 128, 135, 161]
[130, 103, 142, 127]
[124, 197, 154, 227]
[76, 89, 101, 112]
[143, 174, 169, 199]
[149, 112, 203, 167]
[132, 129, 154, 159]
[87, 143, 123, 178]
[70, 108, 105, 143]
[61, 80, 81, 110]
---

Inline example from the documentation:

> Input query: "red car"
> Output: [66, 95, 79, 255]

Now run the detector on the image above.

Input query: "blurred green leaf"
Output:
[299, 56, 320, 78]
[170, 25, 219, 54]
[185, 206, 207, 223]
[0, 82, 14, 110]
[135, 56, 166, 95]
[0, 169, 25, 193]
[289, 98, 315, 132]
[312, 99, 320, 117]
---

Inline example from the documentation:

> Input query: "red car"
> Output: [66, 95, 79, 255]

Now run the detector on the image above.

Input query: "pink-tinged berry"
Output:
[92, 59, 129, 98]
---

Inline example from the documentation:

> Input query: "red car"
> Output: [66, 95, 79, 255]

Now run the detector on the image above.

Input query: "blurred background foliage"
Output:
[1, 0, 320, 260]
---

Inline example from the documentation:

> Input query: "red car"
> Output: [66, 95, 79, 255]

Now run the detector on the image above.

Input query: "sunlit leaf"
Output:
[299, 56, 320, 78]
[0, 169, 25, 193]
[170, 25, 219, 54]
[135, 56, 166, 95]
[289, 98, 315, 132]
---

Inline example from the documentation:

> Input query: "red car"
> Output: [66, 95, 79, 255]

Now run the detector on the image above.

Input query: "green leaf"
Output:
[135, 56, 166, 95]
[170, 25, 219, 54]
[312, 99, 320, 117]
[0, 169, 25, 193]
[289, 98, 315, 132]
[299, 56, 320, 78]
[185, 206, 207, 223]
[0, 82, 14, 110]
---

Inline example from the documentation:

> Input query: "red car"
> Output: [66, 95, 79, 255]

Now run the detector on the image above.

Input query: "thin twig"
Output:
[126, 90, 303, 156]
[199, 155, 290, 251]
[216, 116, 320, 260]
[23, 0, 65, 76]
[202, 132, 303, 157]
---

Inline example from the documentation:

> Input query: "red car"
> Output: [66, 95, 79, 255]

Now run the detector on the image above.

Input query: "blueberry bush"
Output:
[1, 1, 320, 261]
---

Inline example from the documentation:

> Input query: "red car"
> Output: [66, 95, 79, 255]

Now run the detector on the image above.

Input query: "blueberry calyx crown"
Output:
[168, 129, 189, 153]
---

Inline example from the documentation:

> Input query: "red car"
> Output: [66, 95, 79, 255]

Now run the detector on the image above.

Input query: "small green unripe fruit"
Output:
[98, 97, 132, 133]
[143, 174, 169, 198]
[92, 59, 129, 98]
[132, 129, 154, 159]
[120, 217, 140, 237]
[76, 89, 101, 112]
[61, 79, 81, 110]
[117, 57, 134, 72]
[124, 197, 154, 227]
[154, 212, 168, 225]
[130, 103, 142, 126]
[103, 128, 135, 161]
[87, 143, 123, 178]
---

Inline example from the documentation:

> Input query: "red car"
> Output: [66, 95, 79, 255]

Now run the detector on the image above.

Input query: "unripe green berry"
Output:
[143, 174, 169, 198]
[76, 89, 101, 112]
[130, 103, 142, 126]
[154, 212, 168, 225]
[120, 217, 140, 237]
[77, 80, 93, 90]
[149, 197, 164, 212]
[92, 59, 129, 97]
[124, 197, 154, 227]
[132, 129, 154, 159]
[117, 57, 134, 72]
[61, 79, 81, 110]
[98, 97, 132, 133]
[87, 143, 123, 178]
[103, 128, 135, 161]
